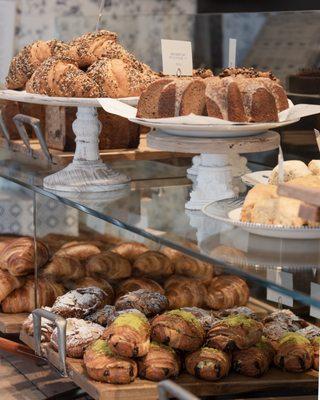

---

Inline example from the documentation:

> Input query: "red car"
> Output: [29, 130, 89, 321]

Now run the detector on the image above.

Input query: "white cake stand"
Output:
[0, 90, 138, 192]
[147, 129, 280, 210]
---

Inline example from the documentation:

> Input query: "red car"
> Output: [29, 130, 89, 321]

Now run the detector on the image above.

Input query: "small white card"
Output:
[228, 38, 237, 68]
[267, 269, 293, 307]
[310, 282, 320, 319]
[161, 39, 193, 76]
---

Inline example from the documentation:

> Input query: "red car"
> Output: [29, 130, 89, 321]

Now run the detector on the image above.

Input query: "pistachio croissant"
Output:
[274, 333, 314, 372]
[115, 289, 168, 317]
[207, 315, 263, 352]
[151, 309, 205, 352]
[84, 339, 137, 384]
[138, 342, 180, 381]
[103, 311, 150, 357]
[185, 347, 230, 381]
[232, 338, 275, 377]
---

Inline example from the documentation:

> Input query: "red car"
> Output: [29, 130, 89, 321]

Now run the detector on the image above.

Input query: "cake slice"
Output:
[136, 78, 174, 118]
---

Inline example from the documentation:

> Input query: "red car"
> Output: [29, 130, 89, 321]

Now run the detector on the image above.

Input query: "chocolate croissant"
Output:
[133, 251, 174, 279]
[207, 315, 263, 352]
[115, 289, 168, 317]
[138, 342, 180, 381]
[232, 339, 275, 377]
[116, 277, 164, 298]
[26, 56, 100, 98]
[181, 307, 220, 331]
[85, 305, 117, 327]
[41, 256, 85, 282]
[84, 339, 138, 384]
[110, 242, 149, 263]
[151, 309, 205, 352]
[6, 39, 68, 89]
[205, 275, 249, 310]
[161, 247, 214, 280]
[165, 276, 206, 309]
[0, 237, 50, 276]
[85, 251, 131, 281]
[274, 333, 314, 372]
[103, 311, 150, 357]
[185, 347, 230, 381]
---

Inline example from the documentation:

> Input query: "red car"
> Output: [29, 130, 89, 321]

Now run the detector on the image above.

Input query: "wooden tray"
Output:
[0, 312, 28, 334]
[19, 298, 318, 400]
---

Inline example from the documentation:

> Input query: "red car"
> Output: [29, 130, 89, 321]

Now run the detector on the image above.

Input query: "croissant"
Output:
[164, 276, 206, 309]
[26, 56, 100, 98]
[133, 251, 174, 279]
[232, 339, 275, 377]
[115, 289, 168, 317]
[22, 306, 54, 342]
[111, 242, 149, 263]
[0, 270, 25, 302]
[205, 275, 249, 310]
[206, 315, 263, 352]
[85, 251, 131, 281]
[1, 277, 65, 313]
[41, 256, 85, 281]
[151, 309, 205, 352]
[67, 30, 118, 67]
[84, 339, 138, 384]
[161, 247, 214, 280]
[312, 337, 320, 370]
[116, 277, 164, 298]
[55, 241, 101, 260]
[87, 58, 156, 98]
[6, 39, 68, 89]
[68, 276, 114, 304]
[103, 311, 150, 357]
[214, 306, 257, 320]
[110, 242, 149, 263]
[185, 347, 231, 381]
[0, 237, 50, 276]
[138, 342, 180, 381]
[51, 318, 104, 358]
[181, 307, 220, 331]
[274, 333, 314, 372]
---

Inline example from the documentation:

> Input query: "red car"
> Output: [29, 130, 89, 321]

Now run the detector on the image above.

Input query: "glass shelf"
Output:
[0, 149, 320, 310]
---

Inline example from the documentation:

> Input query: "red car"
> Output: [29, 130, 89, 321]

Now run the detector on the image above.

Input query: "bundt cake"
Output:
[137, 67, 289, 122]
[136, 78, 206, 118]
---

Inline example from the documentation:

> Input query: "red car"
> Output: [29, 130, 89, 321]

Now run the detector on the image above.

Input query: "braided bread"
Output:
[26, 57, 100, 98]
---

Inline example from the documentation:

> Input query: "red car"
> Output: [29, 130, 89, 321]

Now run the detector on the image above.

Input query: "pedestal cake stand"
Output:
[147, 129, 280, 210]
[0, 90, 138, 192]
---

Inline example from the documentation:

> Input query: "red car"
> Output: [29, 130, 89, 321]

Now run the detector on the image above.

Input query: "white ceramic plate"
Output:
[0, 89, 139, 107]
[241, 170, 272, 186]
[129, 118, 300, 138]
[202, 198, 320, 239]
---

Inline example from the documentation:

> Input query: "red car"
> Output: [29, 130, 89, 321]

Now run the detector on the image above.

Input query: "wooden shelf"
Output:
[0, 313, 28, 334]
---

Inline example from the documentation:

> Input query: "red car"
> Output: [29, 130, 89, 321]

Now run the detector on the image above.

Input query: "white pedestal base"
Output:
[185, 153, 237, 211]
[43, 106, 130, 192]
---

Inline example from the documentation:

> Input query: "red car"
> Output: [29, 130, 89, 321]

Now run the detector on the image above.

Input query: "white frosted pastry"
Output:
[269, 160, 311, 184]
[308, 160, 320, 175]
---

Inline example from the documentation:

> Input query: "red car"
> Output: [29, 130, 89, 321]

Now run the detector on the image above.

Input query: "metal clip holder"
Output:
[32, 308, 68, 377]
[13, 114, 52, 163]
[158, 380, 200, 400]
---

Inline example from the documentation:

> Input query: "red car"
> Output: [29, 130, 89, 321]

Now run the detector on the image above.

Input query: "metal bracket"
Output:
[13, 114, 53, 163]
[32, 308, 68, 377]
[158, 380, 200, 400]
[0, 107, 12, 147]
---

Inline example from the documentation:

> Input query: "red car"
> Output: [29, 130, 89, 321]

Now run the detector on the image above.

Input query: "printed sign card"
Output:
[161, 39, 193, 76]
[267, 269, 293, 307]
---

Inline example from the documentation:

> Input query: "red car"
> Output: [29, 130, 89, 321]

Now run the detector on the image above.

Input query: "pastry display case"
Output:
[0, 4, 320, 400]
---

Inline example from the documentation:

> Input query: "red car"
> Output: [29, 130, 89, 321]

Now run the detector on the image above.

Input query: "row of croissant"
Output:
[0, 235, 248, 313]
[22, 286, 320, 384]
[5, 30, 158, 98]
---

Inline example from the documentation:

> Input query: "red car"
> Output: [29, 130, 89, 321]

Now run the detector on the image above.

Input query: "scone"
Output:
[241, 184, 278, 223]
[308, 160, 320, 175]
[269, 160, 311, 184]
